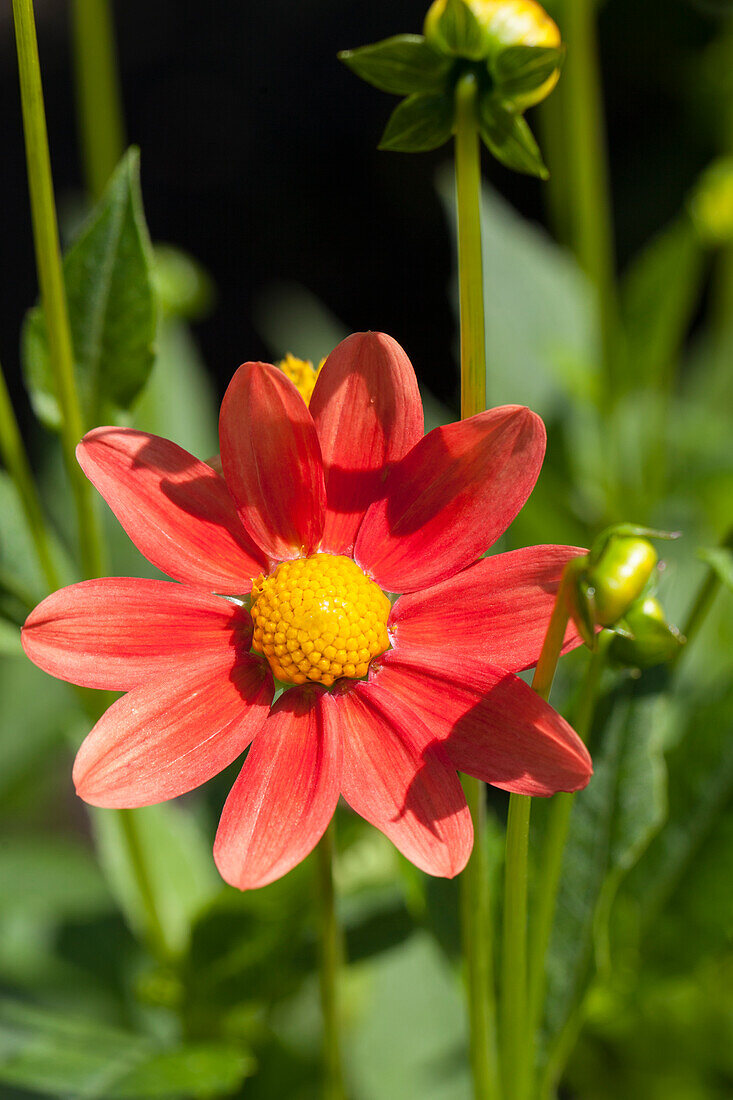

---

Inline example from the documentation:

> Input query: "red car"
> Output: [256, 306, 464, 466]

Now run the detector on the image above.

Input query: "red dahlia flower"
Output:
[22, 332, 591, 889]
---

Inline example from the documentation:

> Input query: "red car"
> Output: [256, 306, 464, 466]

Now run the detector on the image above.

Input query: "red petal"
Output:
[390, 546, 586, 673]
[310, 332, 424, 555]
[21, 579, 251, 691]
[355, 406, 545, 592]
[371, 652, 592, 797]
[73, 656, 274, 807]
[219, 362, 326, 561]
[214, 686, 340, 890]
[77, 428, 266, 591]
[326, 683, 472, 877]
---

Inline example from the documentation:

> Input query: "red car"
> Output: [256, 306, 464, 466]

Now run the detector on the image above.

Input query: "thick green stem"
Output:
[502, 577, 571, 1099]
[525, 631, 612, 1089]
[455, 72, 487, 420]
[316, 823, 346, 1100]
[455, 72, 501, 1100]
[12, 0, 105, 579]
[115, 807, 170, 960]
[0, 359, 60, 591]
[70, 0, 125, 200]
[461, 777, 500, 1099]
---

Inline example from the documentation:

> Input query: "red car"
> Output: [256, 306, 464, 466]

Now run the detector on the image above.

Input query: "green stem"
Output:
[0, 359, 60, 591]
[316, 823, 346, 1100]
[543, 0, 616, 383]
[12, 0, 105, 580]
[455, 72, 487, 420]
[502, 575, 571, 1100]
[461, 777, 500, 1099]
[70, 0, 126, 200]
[525, 631, 612, 1090]
[455, 72, 501, 1100]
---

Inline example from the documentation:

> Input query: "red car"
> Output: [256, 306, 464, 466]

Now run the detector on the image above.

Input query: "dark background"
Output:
[0, 0, 725, 415]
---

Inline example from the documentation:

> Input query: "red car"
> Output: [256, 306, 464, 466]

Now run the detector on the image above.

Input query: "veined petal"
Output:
[371, 652, 592, 797]
[355, 406, 545, 592]
[219, 362, 326, 561]
[73, 655, 274, 807]
[214, 686, 340, 890]
[21, 578, 251, 691]
[310, 332, 424, 555]
[326, 683, 472, 877]
[77, 428, 266, 591]
[390, 546, 585, 673]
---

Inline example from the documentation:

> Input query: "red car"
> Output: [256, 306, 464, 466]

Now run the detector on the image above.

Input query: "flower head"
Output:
[22, 332, 591, 889]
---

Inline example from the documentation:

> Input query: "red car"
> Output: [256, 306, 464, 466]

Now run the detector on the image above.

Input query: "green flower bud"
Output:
[586, 537, 658, 628]
[424, 0, 562, 107]
[608, 597, 685, 670]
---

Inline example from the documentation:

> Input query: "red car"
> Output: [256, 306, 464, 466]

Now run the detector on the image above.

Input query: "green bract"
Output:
[339, 0, 561, 175]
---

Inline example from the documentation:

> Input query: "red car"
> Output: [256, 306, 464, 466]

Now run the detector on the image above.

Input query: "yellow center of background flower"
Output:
[251, 553, 391, 687]
[277, 354, 325, 405]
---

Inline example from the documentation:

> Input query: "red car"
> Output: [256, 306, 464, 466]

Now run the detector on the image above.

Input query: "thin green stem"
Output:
[561, 0, 616, 355]
[502, 575, 571, 1100]
[672, 527, 733, 671]
[12, 0, 105, 580]
[316, 823, 346, 1100]
[542, 0, 616, 388]
[70, 0, 126, 200]
[525, 631, 612, 1090]
[0, 359, 60, 591]
[455, 71, 500, 1100]
[115, 807, 170, 960]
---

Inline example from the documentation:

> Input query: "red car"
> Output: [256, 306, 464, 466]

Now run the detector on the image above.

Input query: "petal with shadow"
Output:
[77, 428, 266, 591]
[326, 682, 472, 877]
[214, 686, 340, 890]
[356, 406, 545, 592]
[310, 332, 423, 555]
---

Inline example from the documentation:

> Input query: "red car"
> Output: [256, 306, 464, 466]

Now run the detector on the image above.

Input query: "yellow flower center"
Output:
[277, 354, 325, 406]
[251, 553, 391, 687]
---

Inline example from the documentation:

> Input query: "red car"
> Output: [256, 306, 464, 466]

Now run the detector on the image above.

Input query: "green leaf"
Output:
[379, 92, 454, 153]
[539, 676, 670, 1072]
[492, 45, 565, 98]
[0, 998, 253, 1099]
[339, 35, 452, 95]
[92, 803, 220, 959]
[614, 216, 706, 396]
[347, 932, 471, 1099]
[22, 148, 157, 430]
[432, 0, 488, 60]
[697, 546, 733, 592]
[479, 99, 549, 178]
[626, 682, 733, 972]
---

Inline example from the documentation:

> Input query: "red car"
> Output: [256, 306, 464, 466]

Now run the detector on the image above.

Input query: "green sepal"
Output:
[492, 44, 565, 98]
[478, 98, 549, 179]
[379, 92, 455, 153]
[430, 0, 488, 61]
[339, 35, 452, 96]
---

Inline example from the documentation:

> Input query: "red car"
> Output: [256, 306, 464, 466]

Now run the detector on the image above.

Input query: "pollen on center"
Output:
[250, 553, 391, 687]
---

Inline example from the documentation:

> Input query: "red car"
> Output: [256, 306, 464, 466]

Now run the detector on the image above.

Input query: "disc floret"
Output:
[250, 553, 391, 687]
